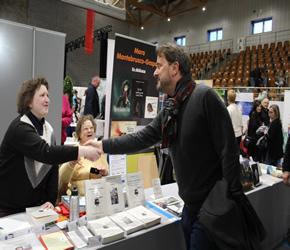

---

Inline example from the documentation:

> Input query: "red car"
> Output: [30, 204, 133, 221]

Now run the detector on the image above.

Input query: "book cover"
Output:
[148, 196, 184, 217]
[110, 121, 137, 138]
[125, 172, 146, 209]
[87, 216, 124, 244]
[131, 79, 148, 118]
[126, 205, 161, 228]
[61, 195, 86, 213]
[109, 211, 144, 235]
[105, 175, 125, 214]
[144, 96, 158, 119]
[39, 230, 74, 250]
[26, 206, 59, 225]
[84, 179, 111, 221]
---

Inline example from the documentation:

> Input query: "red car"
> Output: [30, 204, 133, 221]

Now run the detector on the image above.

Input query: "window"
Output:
[174, 36, 186, 46]
[251, 17, 272, 34]
[152, 41, 158, 46]
[207, 28, 223, 42]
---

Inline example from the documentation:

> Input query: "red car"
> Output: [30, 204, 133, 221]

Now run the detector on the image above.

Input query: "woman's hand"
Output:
[94, 164, 108, 176]
[42, 201, 54, 210]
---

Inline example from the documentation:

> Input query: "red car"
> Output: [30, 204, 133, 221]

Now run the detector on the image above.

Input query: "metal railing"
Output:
[183, 39, 234, 55]
[245, 29, 290, 48]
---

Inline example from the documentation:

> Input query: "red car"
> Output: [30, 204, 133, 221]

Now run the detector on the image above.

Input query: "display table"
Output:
[1, 167, 289, 250]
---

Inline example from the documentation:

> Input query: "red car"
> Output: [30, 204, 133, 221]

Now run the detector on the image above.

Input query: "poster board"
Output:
[137, 155, 159, 189]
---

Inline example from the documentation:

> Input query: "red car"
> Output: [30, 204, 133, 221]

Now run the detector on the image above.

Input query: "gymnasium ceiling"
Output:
[61, 0, 208, 27]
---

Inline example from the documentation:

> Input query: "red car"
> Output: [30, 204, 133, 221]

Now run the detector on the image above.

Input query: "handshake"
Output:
[78, 140, 104, 162]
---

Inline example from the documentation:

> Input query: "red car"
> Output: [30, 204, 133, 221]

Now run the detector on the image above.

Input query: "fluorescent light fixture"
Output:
[61, 0, 126, 20]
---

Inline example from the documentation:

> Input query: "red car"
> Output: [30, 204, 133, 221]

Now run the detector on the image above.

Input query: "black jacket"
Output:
[266, 119, 283, 159]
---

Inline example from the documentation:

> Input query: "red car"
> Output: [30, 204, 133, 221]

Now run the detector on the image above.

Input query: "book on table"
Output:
[109, 210, 144, 235]
[84, 179, 111, 221]
[126, 205, 161, 228]
[26, 206, 59, 225]
[87, 216, 125, 244]
[148, 196, 184, 217]
[125, 172, 146, 209]
[105, 175, 125, 214]
[61, 195, 86, 213]
[39, 230, 74, 250]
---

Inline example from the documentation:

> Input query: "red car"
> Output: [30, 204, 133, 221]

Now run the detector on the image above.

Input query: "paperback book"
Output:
[148, 196, 184, 217]
[39, 230, 74, 250]
[61, 195, 86, 213]
[109, 210, 144, 235]
[126, 205, 161, 228]
[84, 179, 111, 221]
[26, 206, 59, 225]
[105, 175, 125, 214]
[87, 216, 125, 244]
[125, 172, 146, 209]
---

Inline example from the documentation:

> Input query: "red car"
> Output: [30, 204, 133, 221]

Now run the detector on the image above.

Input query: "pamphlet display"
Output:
[125, 172, 146, 208]
[84, 179, 111, 221]
[87, 216, 125, 244]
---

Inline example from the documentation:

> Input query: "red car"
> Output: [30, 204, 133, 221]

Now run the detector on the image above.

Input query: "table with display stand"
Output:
[0, 163, 289, 250]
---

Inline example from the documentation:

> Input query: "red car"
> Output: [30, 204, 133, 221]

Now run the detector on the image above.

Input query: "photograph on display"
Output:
[110, 121, 137, 138]
[112, 72, 132, 118]
[110, 187, 119, 205]
[131, 79, 148, 118]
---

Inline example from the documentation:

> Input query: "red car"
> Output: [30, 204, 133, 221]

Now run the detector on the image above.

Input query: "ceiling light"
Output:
[202, 7, 206, 11]
[141, 27, 144, 30]
[168, 18, 170, 21]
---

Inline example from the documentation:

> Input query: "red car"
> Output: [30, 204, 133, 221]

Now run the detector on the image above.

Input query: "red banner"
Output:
[85, 9, 95, 54]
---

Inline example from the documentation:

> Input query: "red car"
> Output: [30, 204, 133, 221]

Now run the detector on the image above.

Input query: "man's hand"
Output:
[283, 172, 290, 187]
[84, 140, 104, 155]
[79, 145, 102, 162]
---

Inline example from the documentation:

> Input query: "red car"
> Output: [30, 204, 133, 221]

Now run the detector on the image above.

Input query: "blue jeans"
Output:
[249, 77, 255, 87]
[264, 152, 282, 167]
[181, 205, 218, 250]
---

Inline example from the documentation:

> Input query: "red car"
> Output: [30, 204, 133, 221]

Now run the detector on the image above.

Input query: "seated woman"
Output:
[58, 115, 109, 201]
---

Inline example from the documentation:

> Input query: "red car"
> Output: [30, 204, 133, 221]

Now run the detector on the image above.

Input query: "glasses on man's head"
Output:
[82, 126, 94, 132]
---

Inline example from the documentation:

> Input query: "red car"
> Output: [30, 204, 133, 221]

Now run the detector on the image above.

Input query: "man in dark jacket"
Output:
[261, 98, 270, 126]
[250, 68, 264, 87]
[84, 76, 100, 118]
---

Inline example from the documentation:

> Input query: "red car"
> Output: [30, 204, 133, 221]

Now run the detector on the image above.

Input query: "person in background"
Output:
[58, 115, 109, 202]
[227, 90, 242, 147]
[282, 134, 290, 186]
[261, 98, 270, 126]
[248, 100, 264, 162]
[264, 104, 283, 168]
[249, 67, 264, 87]
[0, 76, 99, 217]
[85, 43, 242, 249]
[61, 94, 73, 145]
[73, 89, 79, 112]
[80, 90, 87, 115]
[84, 76, 100, 118]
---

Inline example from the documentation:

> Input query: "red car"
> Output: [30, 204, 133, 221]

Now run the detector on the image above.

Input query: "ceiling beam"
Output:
[126, 0, 166, 17]
[187, 0, 207, 8]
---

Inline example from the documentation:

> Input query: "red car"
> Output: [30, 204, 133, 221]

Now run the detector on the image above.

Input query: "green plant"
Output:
[63, 76, 73, 105]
